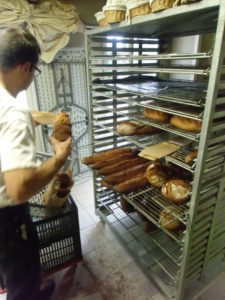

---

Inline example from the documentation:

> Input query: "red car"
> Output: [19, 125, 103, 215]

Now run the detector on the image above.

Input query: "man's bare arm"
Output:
[4, 137, 71, 203]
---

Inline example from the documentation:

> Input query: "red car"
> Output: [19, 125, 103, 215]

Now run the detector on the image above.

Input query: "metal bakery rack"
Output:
[86, 1, 225, 299]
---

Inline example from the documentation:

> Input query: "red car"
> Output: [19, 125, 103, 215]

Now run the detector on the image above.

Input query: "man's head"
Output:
[0, 26, 41, 96]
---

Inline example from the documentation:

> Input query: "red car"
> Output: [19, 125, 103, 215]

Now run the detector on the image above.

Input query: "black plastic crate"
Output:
[29, 195, 82, 273]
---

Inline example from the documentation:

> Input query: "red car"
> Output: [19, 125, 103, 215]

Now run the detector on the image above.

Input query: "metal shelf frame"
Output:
[86, 1, 225, 299]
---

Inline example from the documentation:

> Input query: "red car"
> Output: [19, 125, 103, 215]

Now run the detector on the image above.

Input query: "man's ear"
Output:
[21, 62, 31, 73]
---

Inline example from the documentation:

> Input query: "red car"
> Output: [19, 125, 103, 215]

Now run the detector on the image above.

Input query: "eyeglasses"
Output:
[33, 65, 41, 74]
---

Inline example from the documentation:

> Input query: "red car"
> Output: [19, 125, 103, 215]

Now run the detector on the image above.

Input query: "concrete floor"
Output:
[1, 177, 225, 300]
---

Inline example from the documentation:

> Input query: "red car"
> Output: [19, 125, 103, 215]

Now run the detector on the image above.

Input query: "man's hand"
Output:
[50, 136, 72, 163]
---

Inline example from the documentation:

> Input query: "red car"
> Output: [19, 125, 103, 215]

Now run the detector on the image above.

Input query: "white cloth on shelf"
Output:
[0, 0, 84, 63]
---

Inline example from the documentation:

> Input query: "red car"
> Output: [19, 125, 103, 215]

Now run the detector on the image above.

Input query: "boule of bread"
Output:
[159, 207, 182, 231]
[52, 124, 72, 142]
[146, 160, 169, 188]
[54, 112, 72, 127]
[143, 108, 171, 123]
[185, 150, 198, 164]
[51, 112, 72, 141]
[161, 179, 191, 204]
[82, 147, 133, 165]
[170, 116, 202, 133]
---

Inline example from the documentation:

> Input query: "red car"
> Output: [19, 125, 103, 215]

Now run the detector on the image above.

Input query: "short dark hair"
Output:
[0, 26, 41, 70]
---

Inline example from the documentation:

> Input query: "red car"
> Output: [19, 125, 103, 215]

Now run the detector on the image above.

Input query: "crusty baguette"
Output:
[81, 147, 133, 165]
[117, 121, 159, 136]
[143, 108, 171, 123]
[114, 173, 149, 194]
[170, 116, 202, 133]
[136, 125, 160, 135]
[98, 157, 148, 176]
[31, 110, 56, 125]
[185, 150, 198, 164]
[105, 162, 150, 184]
[90, 151, 138, 170]
[100, 179, 114, 190]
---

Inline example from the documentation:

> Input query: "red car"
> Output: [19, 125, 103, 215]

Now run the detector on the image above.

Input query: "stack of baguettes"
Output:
[82, 147, 151, 193]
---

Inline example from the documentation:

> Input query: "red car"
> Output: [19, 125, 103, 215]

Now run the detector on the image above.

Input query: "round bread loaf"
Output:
[159, 207, 182, 230]
[161, 179, 191, 204]
[146, 160, 169, 188]
[54, 112, 72, 127]
[51, 112, 72, 141]
[170, 116, 202, 133]
[143, 108, 171, 122]
[52, 124, 72, 142]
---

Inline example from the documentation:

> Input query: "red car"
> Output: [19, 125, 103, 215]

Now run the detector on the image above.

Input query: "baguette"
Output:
[137, 125, 160, 135]
[143, 108, 171, 123]
[31, 110, 56, 125]
[98, 157, 148, 175]
[105, 162, 150, 184]
[100, 180, 114, 190]
[90, 151, 138, 170]
[185, 150, 198, 164]
[114, 173, 149, 193]
[170, 116, 202, 133]
[117, 121, 159, 136]
[82, 147, 133, 165]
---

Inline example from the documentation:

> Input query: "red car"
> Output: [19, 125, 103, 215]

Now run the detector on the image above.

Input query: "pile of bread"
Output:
[82, 146, 193, 232]
[82, 147, 150, 193]
[117, 108, 202, 137]
[32, 111, 74, 208]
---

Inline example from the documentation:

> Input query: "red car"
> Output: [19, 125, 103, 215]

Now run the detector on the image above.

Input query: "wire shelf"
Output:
[95, 180, 186, 244]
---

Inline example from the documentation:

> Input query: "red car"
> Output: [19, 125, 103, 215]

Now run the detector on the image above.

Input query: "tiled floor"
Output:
[1, 177, 225, 300]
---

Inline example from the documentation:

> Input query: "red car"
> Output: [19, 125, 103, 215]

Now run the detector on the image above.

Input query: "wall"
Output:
[170, 35, 200, 81]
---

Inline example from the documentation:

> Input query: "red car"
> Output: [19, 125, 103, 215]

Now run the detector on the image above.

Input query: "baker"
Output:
[0, 26, 71, 300]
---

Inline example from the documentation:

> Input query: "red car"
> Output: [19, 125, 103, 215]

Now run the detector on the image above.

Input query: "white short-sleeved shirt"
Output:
[0, 86, 39, 207]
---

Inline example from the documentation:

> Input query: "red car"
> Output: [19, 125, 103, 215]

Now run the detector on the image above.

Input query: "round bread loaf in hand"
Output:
[52, 112, 72, 141]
